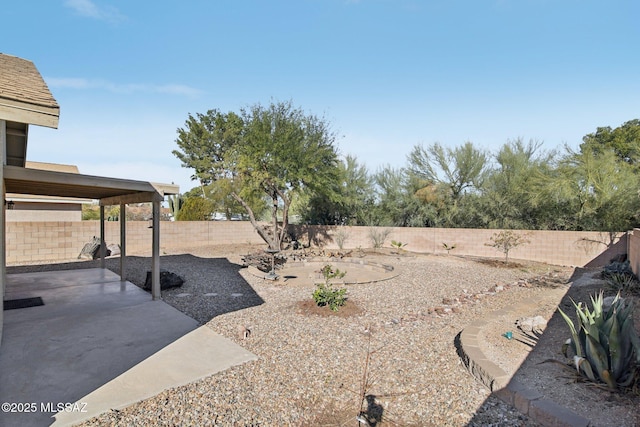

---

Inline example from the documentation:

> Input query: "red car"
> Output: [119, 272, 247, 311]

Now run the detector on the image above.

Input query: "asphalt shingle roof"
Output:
[0, 53, 59, 109]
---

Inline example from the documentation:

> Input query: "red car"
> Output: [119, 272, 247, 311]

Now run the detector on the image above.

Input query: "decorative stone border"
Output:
[286, 256, 393, 268]
[246, 257, 399, 284]
[457, 303, 592, 427]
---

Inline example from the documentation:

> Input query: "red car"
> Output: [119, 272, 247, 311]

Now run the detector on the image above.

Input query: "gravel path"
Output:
[9, 245, 572, 426]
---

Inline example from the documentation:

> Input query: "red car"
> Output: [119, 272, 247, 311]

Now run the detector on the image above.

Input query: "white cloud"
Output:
[153, 84, 203, 98]
[46, 77, 202, 98]
[46, 77, 92, 89]
[64, 0, 125, 23]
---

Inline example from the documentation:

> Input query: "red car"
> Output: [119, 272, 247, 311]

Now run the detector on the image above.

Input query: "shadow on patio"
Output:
[1, 255, 263, 426]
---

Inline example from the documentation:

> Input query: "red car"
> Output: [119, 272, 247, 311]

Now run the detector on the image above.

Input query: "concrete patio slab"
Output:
[0, 268, 257, 427]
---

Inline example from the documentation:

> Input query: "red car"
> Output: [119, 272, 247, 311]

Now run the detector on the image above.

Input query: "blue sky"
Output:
[3, 0, 639, 193]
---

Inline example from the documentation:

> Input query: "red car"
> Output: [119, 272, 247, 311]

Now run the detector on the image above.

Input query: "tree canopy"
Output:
[173, 100, 340, 248]
[175, 113, 640, 234]
[580, 119, 640, 165]
[407, 141, 489, 201]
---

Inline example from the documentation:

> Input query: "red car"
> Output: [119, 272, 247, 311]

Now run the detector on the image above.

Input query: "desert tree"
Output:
[534, 147, 640, 232]
[173, 100, 340, 249]
[580, 119, 640, 166]
[480, 138, 559, 229]
[407, 141, 489, 201]
[405, 141, 489, 227]
[299, 154, 376, 225]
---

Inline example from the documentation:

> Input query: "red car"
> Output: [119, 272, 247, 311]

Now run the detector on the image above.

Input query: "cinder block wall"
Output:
[6, 221, 266, 264]
[6, 202, 82, 222]
[6, 221, 627, 267]
[290, 225, 627, 267]
[7, 221, 101, 263]
[627, 228, 640, 275]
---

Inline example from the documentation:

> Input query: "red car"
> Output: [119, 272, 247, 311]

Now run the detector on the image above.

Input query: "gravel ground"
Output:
[9, 245, 576, 426]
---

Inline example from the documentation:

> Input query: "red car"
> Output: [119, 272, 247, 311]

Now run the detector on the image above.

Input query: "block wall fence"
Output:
[627, 228, 640, 276]
[6, 221, 629, 268]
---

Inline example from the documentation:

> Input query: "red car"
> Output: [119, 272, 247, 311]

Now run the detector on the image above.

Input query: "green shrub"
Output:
[442, 242, 456, 255]
[559, 291, 640, 390]
[602, 260, 634, 280]
[176, 197, 214, 221]
[390, 240, 407, 251]
[601, 260, 638, 294]
[606, 273, 639, 294]
[313, 283, 347, 312]
[312, 265, 347, 312]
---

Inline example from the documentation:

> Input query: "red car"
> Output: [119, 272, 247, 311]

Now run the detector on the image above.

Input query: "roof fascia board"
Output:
[0, 102, 59, 129]
[150, 182, 180, 196]
[99, 191, 163, 206]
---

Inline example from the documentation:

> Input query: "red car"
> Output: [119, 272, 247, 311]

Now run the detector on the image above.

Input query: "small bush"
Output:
[313, 283, 347, 312]
[442, 242, 456, 255]
[486, 230, 530, 263]
[390, 240, 407, 251]
[602, 260, 634, 280]
[606, 273, 638, 293]
[334, 228, 349, 250]
[368, 228, 391, 249]
[312, 265, 347, 312]
[602, 260, 638, 294]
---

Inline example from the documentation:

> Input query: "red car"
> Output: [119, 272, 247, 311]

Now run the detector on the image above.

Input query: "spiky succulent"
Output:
[559, 291, 640, 390]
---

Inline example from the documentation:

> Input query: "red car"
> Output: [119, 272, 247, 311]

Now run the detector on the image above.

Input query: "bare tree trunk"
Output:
[231, 192, 274, 248]
[270, 191, 280, 250]
[275, 187, 290, 249]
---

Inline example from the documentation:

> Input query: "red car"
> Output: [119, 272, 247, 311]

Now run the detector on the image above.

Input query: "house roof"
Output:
[1, 54, 179, 205]
[0, 53, 60, 128]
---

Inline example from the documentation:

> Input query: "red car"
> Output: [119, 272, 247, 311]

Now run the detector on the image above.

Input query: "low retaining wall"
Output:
[6, 221, 627, 267]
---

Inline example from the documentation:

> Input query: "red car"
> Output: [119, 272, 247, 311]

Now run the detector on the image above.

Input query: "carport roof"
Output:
[4, 165, 179, 205]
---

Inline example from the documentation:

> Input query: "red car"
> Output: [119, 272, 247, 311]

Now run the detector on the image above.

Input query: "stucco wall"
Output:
[6, 221, 627, 267]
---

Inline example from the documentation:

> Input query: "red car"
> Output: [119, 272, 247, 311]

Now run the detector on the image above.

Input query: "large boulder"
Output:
[143, 270, 184, 291]
[78, 236, 111, 260]
[107, 243, 121, 256]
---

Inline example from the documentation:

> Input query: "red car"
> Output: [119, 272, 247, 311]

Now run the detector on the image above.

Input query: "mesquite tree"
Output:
[173, 100, 340, 249]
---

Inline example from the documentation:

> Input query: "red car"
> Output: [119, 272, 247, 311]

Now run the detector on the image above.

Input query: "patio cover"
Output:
[3, 164, 179, 300]
[4, 164, 177, 204]
[0, 52, 180, 349]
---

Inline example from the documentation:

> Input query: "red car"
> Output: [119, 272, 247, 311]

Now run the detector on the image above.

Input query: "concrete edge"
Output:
[457, 305, 592, 427]
[51, 326, 258, 426]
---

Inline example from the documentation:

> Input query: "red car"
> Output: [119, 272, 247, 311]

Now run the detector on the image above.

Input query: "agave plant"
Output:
[390, 240, 407, 252]
[559, 291, 640, 390]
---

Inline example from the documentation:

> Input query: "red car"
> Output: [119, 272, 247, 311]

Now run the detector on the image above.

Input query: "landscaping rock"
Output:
[143, 270, 184, 291]
[516, 315, 547, 334]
